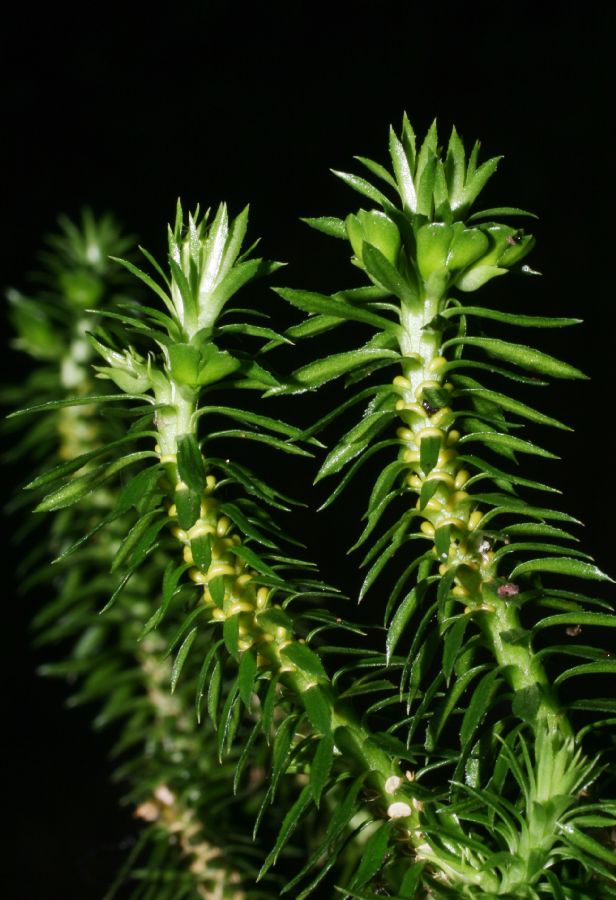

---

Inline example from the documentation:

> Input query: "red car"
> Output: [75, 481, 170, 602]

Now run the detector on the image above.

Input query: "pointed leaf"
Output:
[301, 216, 347, 239]
[290, 347, 399, 391]
[176, 434, 206, 492]
[443, 305, 580, 328]
[458, 430, 558, 459]
[460, 668, 502, 746]
[274, 287, 398, 332]
[170, 627, 198, 692]
[238, 650, 258, 707]
[310, 735, 334, 807]
[350, 821, 394, 889]
[257, 784, 313, 880]
[443, 336, 587, 380]
[281, 643, 327, 680]
[511, 558, 613, 582]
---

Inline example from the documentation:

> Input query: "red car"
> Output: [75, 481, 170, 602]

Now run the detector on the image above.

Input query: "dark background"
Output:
[2, 2, 615, 897]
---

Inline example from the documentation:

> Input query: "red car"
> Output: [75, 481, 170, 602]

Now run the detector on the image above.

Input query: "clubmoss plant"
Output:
[7, 121, 616, 898]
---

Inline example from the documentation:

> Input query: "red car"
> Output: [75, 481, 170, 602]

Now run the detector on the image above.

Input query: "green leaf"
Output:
[457, 454, 561, 495]
[290, 347, 399, 391]
[501, 523, 578, 541]
[427, 665, 491, 750]
[168, 257, 198, 323]
[209, 574, 226, 607]
[398, 863, 425, 897]
[110, 511, 167, 573]
[217, 678, 241, 761]
[460, 668, 502, 746]
[443, 305, 580, 328]
[562, 825, 616, 867]
[310, 735, 334, 807]
[286, 313, 344, 340]
[34, 451, 156, 512]
[458, 430, 558, 459]
[419, 433, 441, 474]
[238, 650, 258, 707]
[301, 216, 347, 239]
[358, 515, 412, 600]
[443, 336, 587, 380]
[222, 613, 240, 659]
[25, 434, 154, 491]
[190, 533, 212, 571]
[281, 643, 327, 680]
[8, 393, 143, 419]
[196, 405, 309, 441]
[355, 155, 398, 190]
[511, 683, 544, 722]
[455, 388, 570, 430]
[535, 612, 616, 631]
[110, 256, 175, 316]
[389, 126, 417, 211]
[555, 661, 616, 685]
[195, 642, 223, 723]
[228, 544, 284, 584]
[219, 501, 277, 548]
[301, 384, 388, 440]
[257, 784, 313, 880]
[303, 685, 332, 734]
[260, 674, 281, 740]
[176, 434, 206, 492]
[207, 629, 227, 693]
[175, 484, 201, 529]
[462, 155, 502, 209]
[386, 583, 422, 663]
[207, 428, 313, 457]
[468, 207, 538, 221]
[362, 243, 415, 304]
[443, 357, 548, 385]
[316, 410, 396, 481]
[140, 562, 191, 640]
[350, 821, 393, 889]
[270, 714, 296, 800]
[233, 719, 261, 793]
[198, 347, 243, 386]
[331, 170, 391, 208]
[274, 287, 398, 332]
[442, 617, 469, 682]
[434, 524, 451, 560]
[114, 464, 163, 515]
[510, 558, 613, 582]
[170, 627, 198, 692]
[257, 607, 294, 632]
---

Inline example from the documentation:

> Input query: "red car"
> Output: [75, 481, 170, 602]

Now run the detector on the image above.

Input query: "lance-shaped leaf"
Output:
[443, 336, 588, 380]
[510, 557, 613, 582]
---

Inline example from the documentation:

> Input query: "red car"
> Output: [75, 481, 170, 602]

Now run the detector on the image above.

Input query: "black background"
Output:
[2, 2, 615, 897]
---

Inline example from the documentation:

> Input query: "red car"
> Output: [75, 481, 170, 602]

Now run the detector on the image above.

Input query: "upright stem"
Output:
[394, 294, 570, 733]
[151, 387, 513, 890]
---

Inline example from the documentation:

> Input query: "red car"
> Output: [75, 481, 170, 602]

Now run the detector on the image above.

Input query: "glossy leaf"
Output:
[510, 557, 613, 582]
[443, 336, 587, 380]
[170, 627, 198, 692]
[288, 347, 399, 391]
[460, 668, 502, 746]
[274, 287, 398, 332]
[349, 821, 393, 889]
[301, 216, 347, 239]
[458, 430, 558, 459]
[257, 785, 313, 881]
[443, 305, 580, 328]
[310, 735, 334, 807]
[238, 650, 258, 707]
[281, 642, 327, 680]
